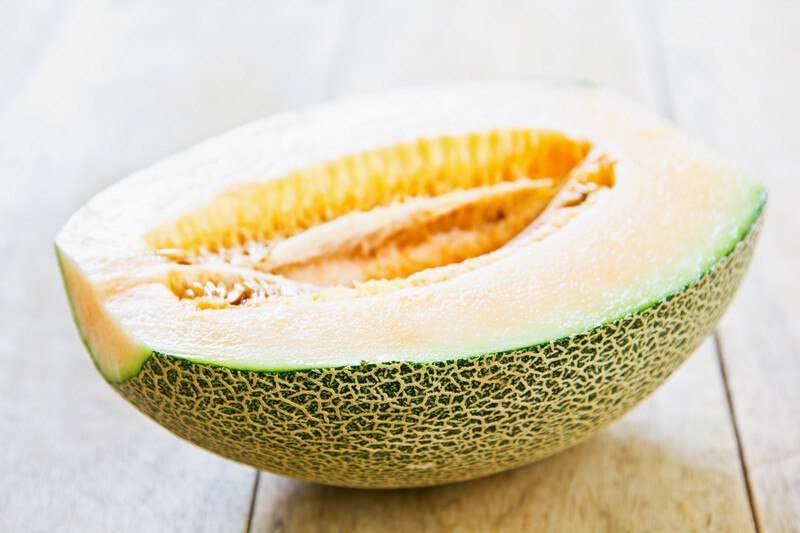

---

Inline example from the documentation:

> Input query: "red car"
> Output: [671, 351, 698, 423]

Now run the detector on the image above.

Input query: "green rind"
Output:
[112, 211, 763, 488]
[98, 343, 152, 384]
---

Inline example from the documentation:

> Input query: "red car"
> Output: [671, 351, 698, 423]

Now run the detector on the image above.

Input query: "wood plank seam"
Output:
[645, 1, 760, 530]
[245, 471, 261, 533]
[715, 331, 762, 532]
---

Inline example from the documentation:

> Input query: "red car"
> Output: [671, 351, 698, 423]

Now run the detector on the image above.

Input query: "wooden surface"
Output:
[1, 1, 797, 531]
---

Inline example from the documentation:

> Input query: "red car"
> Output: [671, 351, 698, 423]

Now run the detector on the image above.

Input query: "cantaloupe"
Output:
[56, 83, 765, 488]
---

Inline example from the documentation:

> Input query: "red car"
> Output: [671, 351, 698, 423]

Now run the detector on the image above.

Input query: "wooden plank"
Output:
[656, 1, 800, 530]
[250, 0, 755, 530]
[0, 0, 66, 110]
[340, 0, 656, 108]
[0, 1, 351, 531]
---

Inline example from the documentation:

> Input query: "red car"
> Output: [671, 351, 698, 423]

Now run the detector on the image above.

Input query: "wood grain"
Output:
[657, 1, 800, 530]
[0, 1, 351, 531]
[249, 0, 756, 530]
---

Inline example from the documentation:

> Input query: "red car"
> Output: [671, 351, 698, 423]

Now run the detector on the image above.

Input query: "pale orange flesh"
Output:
[54, 84, 766, 375]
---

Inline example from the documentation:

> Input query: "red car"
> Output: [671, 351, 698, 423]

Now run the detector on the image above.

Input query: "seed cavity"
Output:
[149, 130, 615, 308]
[167, 268, 314, 309]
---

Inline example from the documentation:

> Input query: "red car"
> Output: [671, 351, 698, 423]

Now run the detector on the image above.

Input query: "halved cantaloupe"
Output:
[56, 82, 765, 488]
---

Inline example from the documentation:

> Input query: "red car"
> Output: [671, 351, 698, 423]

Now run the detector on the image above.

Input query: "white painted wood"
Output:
[6, 0, 796, 530]
[341, 0, 657, 108]
[0, 0, 67, 109]
[657, 1, 800, 530]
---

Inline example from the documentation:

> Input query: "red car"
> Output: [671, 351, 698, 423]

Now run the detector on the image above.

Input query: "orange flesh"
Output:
[147, 130, 615, 308]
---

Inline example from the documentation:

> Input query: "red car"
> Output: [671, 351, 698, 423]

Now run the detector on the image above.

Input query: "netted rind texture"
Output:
[115, 218, 761, 488]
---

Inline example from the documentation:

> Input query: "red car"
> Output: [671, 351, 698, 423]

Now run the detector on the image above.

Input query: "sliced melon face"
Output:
[56, 83, 765, 487]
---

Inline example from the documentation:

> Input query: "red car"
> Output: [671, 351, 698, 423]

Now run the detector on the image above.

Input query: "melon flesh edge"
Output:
[54, 83, 766, 377]
[57, 249, 152, 382]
